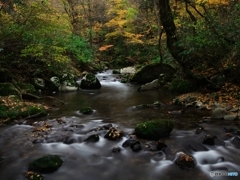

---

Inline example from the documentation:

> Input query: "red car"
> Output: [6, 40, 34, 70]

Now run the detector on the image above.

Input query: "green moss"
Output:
[80, 107, 93, 115]
[135, 119, 174, 140]
[28, 155, 63, 173]
[169, 78, 196, 93]
[20, 106, 47, 118]
[0, 103, 47, 123]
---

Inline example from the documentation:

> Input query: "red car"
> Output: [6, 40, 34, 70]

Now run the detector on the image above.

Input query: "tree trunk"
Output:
[158, 0, 187, 72]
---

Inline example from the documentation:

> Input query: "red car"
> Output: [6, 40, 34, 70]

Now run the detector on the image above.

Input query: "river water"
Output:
[0, 70, 240, 180]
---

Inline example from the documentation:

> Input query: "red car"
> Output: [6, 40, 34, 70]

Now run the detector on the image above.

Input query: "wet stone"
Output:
[195, 127, 204, 134]
[202, 134, 216, 145]
[112, 146, 121, 153]
[32, 139, 44, 144]
[104, 127, 123, 140]
[63, 136, 78, 144]
[232, 136, 240, 148]
[26, 171, 44, 180]
[122, 139, 142, 152]
[84, 134, 100, 143]
[103, 123, 113, 130]
[174, 152, 196, 170]
[145, 140, 167, 151]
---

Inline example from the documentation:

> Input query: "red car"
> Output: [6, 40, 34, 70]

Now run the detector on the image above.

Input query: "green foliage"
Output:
[65, 34, 93, 63]
[0, 83, 18, 96]
[177, 1, 240, 71]
[169, 78, 196, 93]
[0, 1, 92, 79]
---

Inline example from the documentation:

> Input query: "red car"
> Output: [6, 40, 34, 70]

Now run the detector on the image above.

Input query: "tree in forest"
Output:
[0, 0, 92, 80]
[156, 0, 240, 84]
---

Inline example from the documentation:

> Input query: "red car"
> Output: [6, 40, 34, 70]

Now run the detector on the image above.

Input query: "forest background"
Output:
[0, 0, 240, 101]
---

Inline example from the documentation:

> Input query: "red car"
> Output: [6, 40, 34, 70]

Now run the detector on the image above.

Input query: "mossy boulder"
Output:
[31, 78, 46, 90]
[80, 107, 93, 115]
[131, 63, 175, 84]
[135, 119, 174, 140]
[169, 78, 196, 93]
[28, 155, 63, 173]
[80, 73, 101, 89]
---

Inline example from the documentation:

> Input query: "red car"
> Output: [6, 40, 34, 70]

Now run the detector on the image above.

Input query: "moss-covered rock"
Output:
[26, 171, 44, 180]
[169, 78, 196, 93]
[135, 119, 174, 140]
[31, 78, 46, 90]
[28, 155, 63, 173]
[80, 73, 101, 89]
[131, 63, 175, 84]
[80, 107, 93, 115]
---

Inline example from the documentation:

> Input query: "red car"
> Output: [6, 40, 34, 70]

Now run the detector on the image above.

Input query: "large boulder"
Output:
[120, 66, 136, 74]
[28, 155, 63, 173]
[135, 119, 174, 140]
[59, 81, 78, 92]
[131, 63, 175, 84]
[211, 107, 228, 119]
[45, 77, 60, 91]
[31, 78, 46, 90]
[137, 79, 159, 91]
[80, 73, 101, 89]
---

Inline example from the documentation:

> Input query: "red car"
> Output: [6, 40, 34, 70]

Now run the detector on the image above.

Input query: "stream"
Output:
[0, 70, 240, 180]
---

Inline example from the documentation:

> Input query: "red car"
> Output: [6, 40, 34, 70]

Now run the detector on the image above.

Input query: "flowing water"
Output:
[0, 70, 240, 180]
